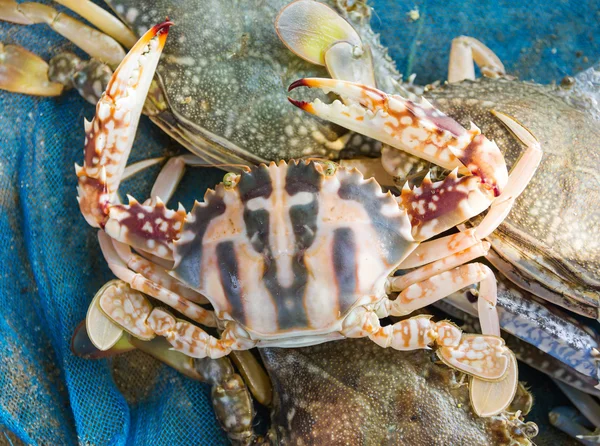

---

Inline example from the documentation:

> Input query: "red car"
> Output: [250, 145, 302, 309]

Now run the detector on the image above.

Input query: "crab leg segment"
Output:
[98, 231, 216, 328]
[0, 1, 125, 66]
[76, 21, 172, 228]
[474, 111, 543, 239]
[289, 78, 508, 194]
[389, 241, 490, 291]
[369, 315, 509, 381]
[388, 263, 498, 333]
[400, 228, 480, 269]
[149, 309, 257, 359]
[0, 43, 64, 96]
[112, 241, 208, 304]
[105, 196, 186, 260]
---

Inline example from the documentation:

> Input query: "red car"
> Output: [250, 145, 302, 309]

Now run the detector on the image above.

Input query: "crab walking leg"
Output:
[52, 0, 137, 48]
[448, 36, 506, 84]
[401, 229, 481, 269]
[550, 407, 599, 445]
[473, 111, 543, 239]
[0, 43, 64, 96]
[148, 154, 216, 205]
[0, 1, 125, 67]
[121, 157, 165, 181]
[390, 241, 490, 291]
[554, 380, 600, 429]
[94, 282, 255, 359]
[387, 263, 500, 337]
[367, 315, 509, 382]
[112, 240, 209, 304]
[98, 231, 216, 328]
[149, 309, 257, 359]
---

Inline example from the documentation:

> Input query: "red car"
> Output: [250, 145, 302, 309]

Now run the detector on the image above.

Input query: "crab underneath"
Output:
[75, 22, 543, 417]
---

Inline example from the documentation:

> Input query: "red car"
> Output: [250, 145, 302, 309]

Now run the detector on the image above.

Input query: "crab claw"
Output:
[76, 20, 172, 228]
[288, 78, 508, 195]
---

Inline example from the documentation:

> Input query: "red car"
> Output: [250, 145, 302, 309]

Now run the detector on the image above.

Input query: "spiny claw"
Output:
[288, 78, 508, 194]
[77, 20, 172, 228]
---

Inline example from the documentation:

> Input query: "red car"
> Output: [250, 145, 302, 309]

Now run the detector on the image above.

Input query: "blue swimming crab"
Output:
[72, 14, 554, 431]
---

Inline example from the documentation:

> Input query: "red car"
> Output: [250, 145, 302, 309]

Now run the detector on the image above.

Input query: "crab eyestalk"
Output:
[76, 20, 172, 228]
[288, 78, 509, 197]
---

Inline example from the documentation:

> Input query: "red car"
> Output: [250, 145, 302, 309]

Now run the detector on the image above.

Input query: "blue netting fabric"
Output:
[1, 0, 599, 444]
[0, 6, 227, 444]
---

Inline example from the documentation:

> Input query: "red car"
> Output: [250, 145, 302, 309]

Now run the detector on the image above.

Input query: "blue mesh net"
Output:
[0, 0, 598, 444]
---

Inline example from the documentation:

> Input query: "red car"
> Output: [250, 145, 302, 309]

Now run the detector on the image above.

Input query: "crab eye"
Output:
[322, 161, 337, 176]
[223, 172, 240, 189]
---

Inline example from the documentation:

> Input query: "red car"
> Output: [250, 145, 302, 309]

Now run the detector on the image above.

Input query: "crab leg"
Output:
[473, 111, 543, 239]
[98, 231, 216, 328]
[0, 1, 125, 66]
[92, 278, 254, 359]
[448, 36, 506, 84]
[387, 263, 498, 333]
[367, 314, 510, 382]
[289, 78, 511, 193]
[389, 242, 490, 291]
[400, 229, 481, 269]
[0, 43, 64, 96]
[149, 309, 257, 359]
[147, 154, 217, 205]
[52, 0, 137, 48]
[76, 20, 171, 228]
[111, 240, 208, 304]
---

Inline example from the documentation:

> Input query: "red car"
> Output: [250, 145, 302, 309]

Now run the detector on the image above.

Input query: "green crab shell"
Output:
[104, 0, 400, 164]
[172, 161, 417, 339]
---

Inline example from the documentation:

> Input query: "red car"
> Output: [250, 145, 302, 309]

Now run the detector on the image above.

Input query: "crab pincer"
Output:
[288, 78, 510, 195]
[76, 20, 173, 228]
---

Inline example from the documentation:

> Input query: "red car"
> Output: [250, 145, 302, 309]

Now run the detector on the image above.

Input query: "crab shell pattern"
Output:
[172, 160, 414, 340]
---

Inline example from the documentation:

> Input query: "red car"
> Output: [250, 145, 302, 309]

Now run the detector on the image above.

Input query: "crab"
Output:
[74, 21, 548, 431]
[417, 40, 600, 398]
[3, 0, 596, 437]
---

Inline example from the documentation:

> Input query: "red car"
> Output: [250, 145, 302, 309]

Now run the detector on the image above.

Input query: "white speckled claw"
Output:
[288, 78, 510, 197]
[76, 20, 172, 228]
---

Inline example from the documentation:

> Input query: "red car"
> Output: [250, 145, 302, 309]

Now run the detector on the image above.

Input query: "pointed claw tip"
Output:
[153, 19, 174, 34]
[287, 96, 314, 113]
[288, 78, 310, 92]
